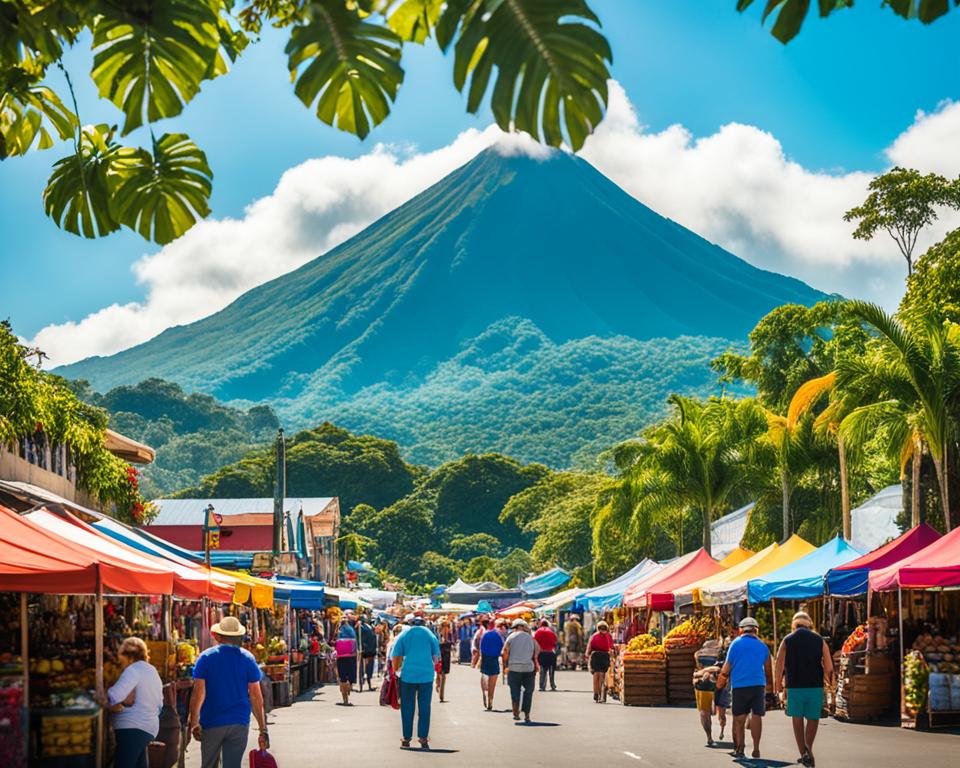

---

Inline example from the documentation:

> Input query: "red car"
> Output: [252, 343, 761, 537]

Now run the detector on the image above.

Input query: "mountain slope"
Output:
[59, 147, 823, 399]
[58, 146, 826, 467]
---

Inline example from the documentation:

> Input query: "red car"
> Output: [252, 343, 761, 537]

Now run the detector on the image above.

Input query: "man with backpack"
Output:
[359, 616, 378, 691]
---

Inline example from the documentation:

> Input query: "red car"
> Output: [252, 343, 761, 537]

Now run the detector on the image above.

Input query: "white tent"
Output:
[710, 503, 753, 560]
[850, 484, 903, 554]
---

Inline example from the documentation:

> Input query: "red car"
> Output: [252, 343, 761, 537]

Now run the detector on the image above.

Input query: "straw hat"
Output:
[211, 615, 246, 637]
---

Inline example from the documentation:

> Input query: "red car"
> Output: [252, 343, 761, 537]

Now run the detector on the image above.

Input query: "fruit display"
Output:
[39, 714, 94, 758]
[842, 624, 868, 656]
[904, 650, 929, 713]
[911, 631, 960, 674]
[664, 615, 715, 648]
[624, 634, 658, 655]
[637, 644, 665, 660]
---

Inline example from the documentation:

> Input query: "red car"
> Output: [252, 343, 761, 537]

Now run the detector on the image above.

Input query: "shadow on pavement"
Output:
[733, 758, 793, 768]
[400, 748, 460, 754]
[515, 721, 560, 727]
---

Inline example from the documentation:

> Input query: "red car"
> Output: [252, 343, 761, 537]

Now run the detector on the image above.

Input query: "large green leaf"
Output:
[286, 0, 404, 139]
[0, 67, 76, 158]
[438, 0, 612, 150]
[383, 0, 443, 43]
[886, 0, 958, 23]
[110, 132, 213, 245]
[42, 124, 123, 238]
[91, 0, 221, 135]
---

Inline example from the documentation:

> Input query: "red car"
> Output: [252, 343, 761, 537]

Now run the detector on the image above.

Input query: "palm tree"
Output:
[836, 302, 960, 531]
[624, 395, 767, 556]
[763, 406, 814, 542]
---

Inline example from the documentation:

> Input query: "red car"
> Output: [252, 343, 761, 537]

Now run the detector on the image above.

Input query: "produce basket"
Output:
[666, 646, 697, 705]
[621, 655, 667, 706]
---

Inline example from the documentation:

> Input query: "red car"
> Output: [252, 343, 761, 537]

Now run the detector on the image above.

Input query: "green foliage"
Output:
[413, 551, 461, 584]
[437, 0, 611, 149]
[736, 0, 955, 44]
[448, 532, 502, 560]
[174, 422, 422, 513]
[901, 229, 960, 328]
[0, 321, 147, 523]
[3, 0, 612, 244]
[501, 471, 611, 570]
[844, 167, 960, 276]
[73, 377, 279, 497]
[712, 301, 867, 413]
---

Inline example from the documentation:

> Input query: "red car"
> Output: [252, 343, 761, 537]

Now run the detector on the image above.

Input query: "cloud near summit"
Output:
[35, 83, 960, 368]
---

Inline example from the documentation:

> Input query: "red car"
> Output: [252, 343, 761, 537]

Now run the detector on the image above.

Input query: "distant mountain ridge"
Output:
[57, 146, 826, 467]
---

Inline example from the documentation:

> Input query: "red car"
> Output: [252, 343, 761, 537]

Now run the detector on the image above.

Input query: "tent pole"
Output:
[771, 598, 778, 650]
[897, 587, 905, 727]
[95, 589, 105, 768]
[20, 592, 28, 764]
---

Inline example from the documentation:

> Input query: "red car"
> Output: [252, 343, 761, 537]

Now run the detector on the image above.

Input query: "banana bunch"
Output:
[626, 634, 658, 654]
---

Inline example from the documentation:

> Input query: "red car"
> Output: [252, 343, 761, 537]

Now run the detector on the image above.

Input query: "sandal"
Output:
[401, 739, 411, 748]
[419, 739, 430, 750]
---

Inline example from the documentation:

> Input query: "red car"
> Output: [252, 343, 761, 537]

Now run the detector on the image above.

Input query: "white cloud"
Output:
[34, 85, 960, 367]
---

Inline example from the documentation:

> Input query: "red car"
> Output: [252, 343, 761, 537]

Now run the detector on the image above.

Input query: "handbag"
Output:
[249, 733, 278, 768]
[380, 669, 400, 710]
[334, 638, 356, 657]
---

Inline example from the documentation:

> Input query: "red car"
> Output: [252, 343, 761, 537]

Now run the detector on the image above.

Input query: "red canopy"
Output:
[623, 548, 723, 609]
[870, 524, 960, 591]
[837, 524, 941, 573]
[0, 505, 174, 595]
[26, 509, 233, 602]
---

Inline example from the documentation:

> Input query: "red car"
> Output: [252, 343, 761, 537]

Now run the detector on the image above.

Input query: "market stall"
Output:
[520, 567, 572, 599]
[869, 524, 960, 728]
[827, 524, 941, 598]
[698, 535, 815, 607]
[623, 548, 722, 611]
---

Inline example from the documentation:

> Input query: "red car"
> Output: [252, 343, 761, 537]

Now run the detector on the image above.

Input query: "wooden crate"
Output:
[622, 660, 667, 706]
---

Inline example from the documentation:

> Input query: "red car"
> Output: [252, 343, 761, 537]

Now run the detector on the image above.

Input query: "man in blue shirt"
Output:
[189, 616, 266, 768]
[391, 614, 441, 749]
[716, 617, 772, 760]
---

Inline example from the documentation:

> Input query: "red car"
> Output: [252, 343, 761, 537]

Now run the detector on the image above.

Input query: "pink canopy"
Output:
[827, 523, 941, 596]
[623, 548, 722, 609]
[870, 524, 960, 591]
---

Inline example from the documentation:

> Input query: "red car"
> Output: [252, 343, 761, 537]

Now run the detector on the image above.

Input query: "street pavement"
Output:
[184, 664, 959, 767]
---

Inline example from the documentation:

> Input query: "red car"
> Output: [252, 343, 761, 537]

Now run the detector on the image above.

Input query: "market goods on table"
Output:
[835, 619, 896, 722]
[904, 651, 929, 715]
[624, 634, 658, 655]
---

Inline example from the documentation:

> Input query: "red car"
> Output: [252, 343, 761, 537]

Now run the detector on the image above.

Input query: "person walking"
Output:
[458, 618, 474, 664]
[563, 615, 585, 670]
[391, 614, 441, 749]
[692, 639, 722, 746]
[478, 619, 505, 711]
[105, 637, 163, 768]
[334, 616, 358, 705]
[533, 619, 558, 692]
[586, 620, 614, 703]
[716, 617, 772, 759]
[774, 611, 835, 767]
[503, 619, 539, 722]
[359, 616, 378, 691]
[188, 616, 267, 768]
[436, 619, 454, 702]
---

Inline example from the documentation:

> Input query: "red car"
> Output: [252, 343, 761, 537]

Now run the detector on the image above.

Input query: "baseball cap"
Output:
[739, 617, 759, 630]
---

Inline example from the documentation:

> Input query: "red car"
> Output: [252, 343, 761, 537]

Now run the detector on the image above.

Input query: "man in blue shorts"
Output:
[774, 611, 834, 768]
[478, 619, 505, 711]
[716, 616, 771, 759]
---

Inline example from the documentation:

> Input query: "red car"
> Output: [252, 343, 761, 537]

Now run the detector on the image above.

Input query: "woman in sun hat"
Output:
[503, 618, 540, 722]
[586, 620, 614, 703]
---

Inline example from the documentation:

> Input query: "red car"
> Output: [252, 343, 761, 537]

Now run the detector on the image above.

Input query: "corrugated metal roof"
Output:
[151, 497, 335, 526]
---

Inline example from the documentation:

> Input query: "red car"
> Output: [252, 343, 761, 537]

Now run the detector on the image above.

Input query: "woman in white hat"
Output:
[503, 618, 540, 722]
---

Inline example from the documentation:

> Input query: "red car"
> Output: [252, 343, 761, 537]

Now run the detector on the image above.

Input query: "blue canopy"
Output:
[269, 575, 328, 610]
[748, 537, 862, 603]
[521, 567, 572, 598]
[575, 559, 660, 611]
[347, 560, 375, 573]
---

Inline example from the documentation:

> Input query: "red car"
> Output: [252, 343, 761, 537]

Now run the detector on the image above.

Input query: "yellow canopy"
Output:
[699, 535, 815, 606]
[214, 567, 275, 609]
[718, 547, 754, 568]
[674, 543, 778, 604]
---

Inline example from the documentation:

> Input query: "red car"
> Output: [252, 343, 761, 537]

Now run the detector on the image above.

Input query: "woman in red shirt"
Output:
[586, 621, 614, 703]
[533, 620, 559, 691]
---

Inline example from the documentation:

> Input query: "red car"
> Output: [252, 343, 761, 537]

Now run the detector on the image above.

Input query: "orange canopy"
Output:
[27, 509, 234, 601]
[0, 505, 174, 595]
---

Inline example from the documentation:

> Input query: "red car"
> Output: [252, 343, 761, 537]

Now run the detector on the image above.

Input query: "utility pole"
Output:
[272, 428, 285, 562]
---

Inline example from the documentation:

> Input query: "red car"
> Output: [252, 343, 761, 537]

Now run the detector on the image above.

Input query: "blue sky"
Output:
[2, 1, 958, 341]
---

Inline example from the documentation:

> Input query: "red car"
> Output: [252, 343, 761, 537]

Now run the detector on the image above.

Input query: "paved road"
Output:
[185, 664, 958, 767]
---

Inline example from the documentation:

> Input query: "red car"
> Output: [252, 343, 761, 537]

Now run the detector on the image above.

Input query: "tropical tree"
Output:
[737, 0, 957, 44]
[762, 404, 817, 541]
[618, 395, 768, 556]
[844, 167, 960, 277]
[1, 0, 613, 244]
[836, 302, 960, 531]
